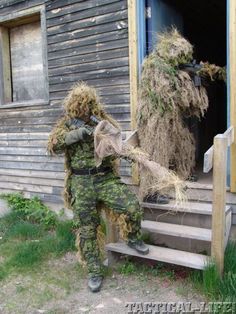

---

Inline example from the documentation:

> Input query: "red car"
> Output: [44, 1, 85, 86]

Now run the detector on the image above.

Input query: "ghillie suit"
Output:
[94, 120, 187, 204]
[47, 82, 144, 277]
[137, 29, 225, 199]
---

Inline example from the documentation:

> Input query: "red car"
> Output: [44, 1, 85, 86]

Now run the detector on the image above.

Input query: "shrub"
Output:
[0, 193, 58, 228]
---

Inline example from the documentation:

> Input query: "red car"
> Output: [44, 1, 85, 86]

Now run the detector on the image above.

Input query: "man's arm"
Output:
[65, 127, 91, 145]
[48, 124, 92, 155]
[49, 115, 101, 155]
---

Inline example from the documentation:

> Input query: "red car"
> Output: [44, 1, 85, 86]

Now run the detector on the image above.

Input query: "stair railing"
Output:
[203, 126, 234, 275]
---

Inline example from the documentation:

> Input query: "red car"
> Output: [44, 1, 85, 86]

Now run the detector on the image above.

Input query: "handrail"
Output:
[203, 126, 234, 275]
[203, 126, 234, 173]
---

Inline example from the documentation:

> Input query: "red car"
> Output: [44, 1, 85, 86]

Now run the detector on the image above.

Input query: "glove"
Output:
[65, 127, 91, 145]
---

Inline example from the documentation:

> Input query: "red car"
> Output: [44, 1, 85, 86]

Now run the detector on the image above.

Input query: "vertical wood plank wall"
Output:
[0, 0, 131, 205]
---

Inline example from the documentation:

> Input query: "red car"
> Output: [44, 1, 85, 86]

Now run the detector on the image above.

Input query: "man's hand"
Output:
[65, 127, 92, 145]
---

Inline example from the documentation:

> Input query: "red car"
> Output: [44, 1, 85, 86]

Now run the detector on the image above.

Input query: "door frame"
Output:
[229, 0, 236, 192]
[128, 0, 236, 191]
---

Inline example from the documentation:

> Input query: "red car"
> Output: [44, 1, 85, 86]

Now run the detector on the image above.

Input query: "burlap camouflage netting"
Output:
[94, 120, 187, 204]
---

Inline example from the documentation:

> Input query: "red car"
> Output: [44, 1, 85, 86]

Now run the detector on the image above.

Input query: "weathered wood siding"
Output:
[0, 0, 131, 205]
[10, 20, 46, 102]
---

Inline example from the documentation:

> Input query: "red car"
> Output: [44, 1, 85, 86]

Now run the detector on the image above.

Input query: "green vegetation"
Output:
[0, 193, 76, 281]
[1, 193, 58, 227]
[191, 241, 236, 309]
[117, 258, 175, 281]
[3, 194, 236, 313]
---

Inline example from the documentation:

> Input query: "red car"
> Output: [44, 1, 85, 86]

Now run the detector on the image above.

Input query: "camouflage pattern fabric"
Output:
[51, 124, 143, 277]
[52, 125, 114, 169]
[70, 171, 143, 277]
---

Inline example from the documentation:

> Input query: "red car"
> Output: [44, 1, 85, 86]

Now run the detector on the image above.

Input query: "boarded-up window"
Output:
[10, 21, 46, 102]
[0, 8, 48, 106]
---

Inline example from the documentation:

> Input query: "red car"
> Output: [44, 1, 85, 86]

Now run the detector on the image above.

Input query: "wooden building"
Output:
[0, 0, 236, 272]
[0, 0, 131, 204]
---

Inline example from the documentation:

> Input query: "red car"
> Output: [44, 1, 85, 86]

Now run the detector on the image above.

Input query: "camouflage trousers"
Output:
[70, 171, 143, 277]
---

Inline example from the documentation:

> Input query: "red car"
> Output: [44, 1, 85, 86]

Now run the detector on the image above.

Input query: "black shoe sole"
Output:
[156, 199, 170, 204]
[89, 287, 101, 293]
[137, 248, 150, 255]
[127, 243, 150, 255]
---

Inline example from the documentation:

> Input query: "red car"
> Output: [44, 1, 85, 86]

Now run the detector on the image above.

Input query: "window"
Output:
[0, 6, 48, 107]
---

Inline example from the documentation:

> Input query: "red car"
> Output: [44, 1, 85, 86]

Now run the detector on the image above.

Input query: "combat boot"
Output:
[128, 239, 149, 255]
[88, 275, 103, 293]
[143, 193, 169, 204]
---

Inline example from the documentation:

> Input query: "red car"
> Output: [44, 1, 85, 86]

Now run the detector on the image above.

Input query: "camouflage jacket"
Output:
[51, 121, 114, 170]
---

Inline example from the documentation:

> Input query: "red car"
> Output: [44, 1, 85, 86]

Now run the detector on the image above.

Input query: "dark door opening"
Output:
[169, 0, 227, 169]
[146, 0, 227, 183]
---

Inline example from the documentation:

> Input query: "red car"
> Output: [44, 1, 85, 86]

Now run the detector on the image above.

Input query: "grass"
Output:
[117, 245, 236, 308]
[191, 241, 236, 311]
[0, 258, 85, 313]
[117, 258, 176, 281]
[4, 195, 236, 312]
[0, 193, 58, 227]
[5, 221, 44, 240]
[0, 210, 76, 281]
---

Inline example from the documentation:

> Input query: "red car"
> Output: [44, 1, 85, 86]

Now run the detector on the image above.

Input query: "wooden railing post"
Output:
[103, 210, 118, 244]
[106, 219, 118, 244]
[211, 134, 228, 276]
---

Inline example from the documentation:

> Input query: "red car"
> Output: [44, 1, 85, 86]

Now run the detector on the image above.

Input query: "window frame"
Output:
[0, 5, 49, 108]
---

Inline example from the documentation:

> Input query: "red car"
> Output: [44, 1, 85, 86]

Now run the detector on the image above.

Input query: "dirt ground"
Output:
[0, 252, 206, 314]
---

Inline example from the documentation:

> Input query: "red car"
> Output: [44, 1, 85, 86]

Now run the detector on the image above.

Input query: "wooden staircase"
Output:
[106, 126, 234, 272]
[106, 243, 209, 270]
[106, 201, 232, 270]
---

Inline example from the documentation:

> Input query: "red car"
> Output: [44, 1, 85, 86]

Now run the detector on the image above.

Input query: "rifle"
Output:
[179, 60, 203, 87]
[65, 115, 101, 136]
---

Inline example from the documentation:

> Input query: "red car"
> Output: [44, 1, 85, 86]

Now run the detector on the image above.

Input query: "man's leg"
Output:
[71, 175, 103, 291]
[95, 172, 149, 254]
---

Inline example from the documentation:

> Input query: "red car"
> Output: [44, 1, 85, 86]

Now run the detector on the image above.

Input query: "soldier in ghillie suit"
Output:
[138, 28, 225, 202]
[47, 83, 149, 292]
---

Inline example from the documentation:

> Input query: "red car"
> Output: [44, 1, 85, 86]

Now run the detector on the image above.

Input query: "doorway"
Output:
[144, 0, 227, 184]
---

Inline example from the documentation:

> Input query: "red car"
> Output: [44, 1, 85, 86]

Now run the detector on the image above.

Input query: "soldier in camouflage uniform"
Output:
[48, 83, 149, 292]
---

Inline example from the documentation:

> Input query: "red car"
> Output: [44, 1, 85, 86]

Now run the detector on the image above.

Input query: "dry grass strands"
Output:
[177, 71, 209, 117]
[75, 224, 107, 266]
[138, 108, 196, 182]
[156, 28, 193, 66]
[137, 29, 210, 198]
[47, 82, 127, 264]
[94, 121, 187, 206]
[64, 81, 119, 127]
[47, 116, 68, 155]
[75, 206, 133, 266]
[122, 144, 187, 204]
[75, 231, 86, 267]
[105, 208, 132, 241]
[47, 81, 120, 209]
[64, 82, 100, 119]
[198, 62, 227, 82]
[96, 224, 106, 259]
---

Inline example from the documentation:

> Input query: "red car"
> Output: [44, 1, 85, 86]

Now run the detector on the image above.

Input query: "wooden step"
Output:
[186, 181, 230, 192]
[141, 220, 212, 241]
[185, 189, 236, 205]
[106, 242, 210, 270]
[141, 201, 231, 215]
